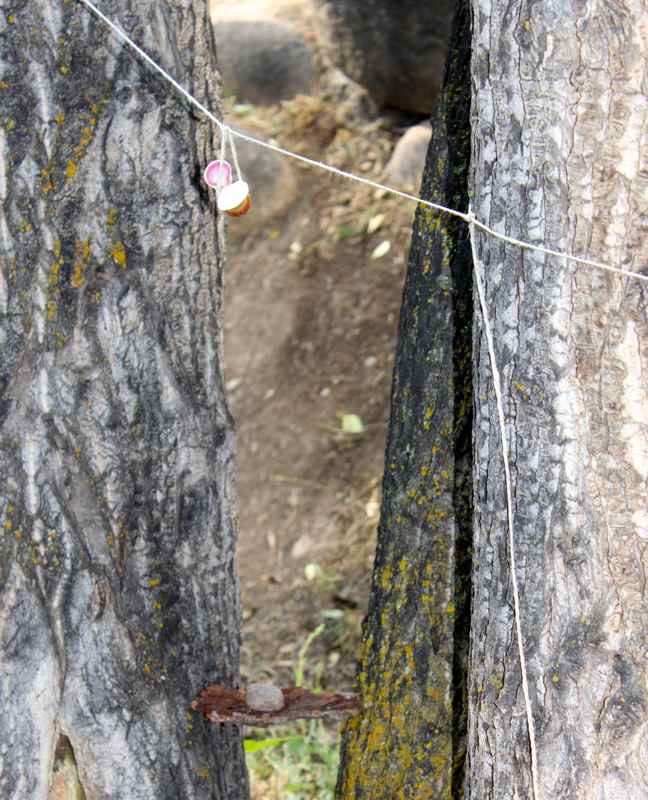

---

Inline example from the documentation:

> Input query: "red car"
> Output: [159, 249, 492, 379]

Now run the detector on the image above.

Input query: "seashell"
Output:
[217, 180, 252, 217]
[203, 159, 233, 191]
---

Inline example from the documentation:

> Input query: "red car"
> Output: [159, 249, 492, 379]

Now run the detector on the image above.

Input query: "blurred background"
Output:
[210, 1, 453, 795]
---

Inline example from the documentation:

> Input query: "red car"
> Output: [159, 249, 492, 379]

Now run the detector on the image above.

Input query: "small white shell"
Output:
[217, 180, 251, 214]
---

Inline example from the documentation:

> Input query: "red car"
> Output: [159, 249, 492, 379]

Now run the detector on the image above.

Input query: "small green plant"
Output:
[294, 623, 326, 688]
[245, 625, 341, 799]
[246, 719, 340, 800]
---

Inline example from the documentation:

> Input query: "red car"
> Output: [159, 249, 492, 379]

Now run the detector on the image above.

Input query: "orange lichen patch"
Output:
[71, 239, 91, 288]
[147, 577, 161, 588]
[380, 565, 392, 590]
[106, 208, 118, 226]
[71, 262, 84, 288]
[59, 64, 70, 75]
[48, 257, 63, 287]
[109, 241, 126, 268]
[76, 125, 94, 155]
[65, 160, 77, 181]
[0, 81, 9, 90]
[55, 111, 65, 124]
[40, 167, 56, 194]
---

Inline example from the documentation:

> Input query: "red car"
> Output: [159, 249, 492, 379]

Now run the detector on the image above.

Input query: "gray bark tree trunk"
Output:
[0, 1, 248, 798]
[339, 0, 648, 798]
[469, 1, 648, 798]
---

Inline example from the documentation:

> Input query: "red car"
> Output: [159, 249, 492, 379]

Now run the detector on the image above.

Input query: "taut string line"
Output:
[469, 209, 541, 800]
[75, 0, 648, 285]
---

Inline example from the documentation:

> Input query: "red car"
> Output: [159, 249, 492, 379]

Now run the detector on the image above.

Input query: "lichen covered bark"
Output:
[468, 1, 648, 797]
[0, 1, 247, 797]
[336, 4, 472, 797]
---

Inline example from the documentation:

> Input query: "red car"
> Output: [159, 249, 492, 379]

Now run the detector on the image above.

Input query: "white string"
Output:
[218, 126, 226, 167]
[228, 127, 242, 182]
[468, 209, 541, 800]
[74, 0, 648, 285]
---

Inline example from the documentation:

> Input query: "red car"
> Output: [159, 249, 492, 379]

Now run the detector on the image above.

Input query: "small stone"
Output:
[364, 355, 378, 368]
[246, 683, 285, 712]
[384, 123, 432, 190]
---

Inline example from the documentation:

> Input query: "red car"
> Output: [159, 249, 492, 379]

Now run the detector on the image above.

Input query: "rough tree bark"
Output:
[0, 1, 248, 798]
[336, 4, 473, 798]
[468, 1, 648, 797]
[339, 0, 648, 798]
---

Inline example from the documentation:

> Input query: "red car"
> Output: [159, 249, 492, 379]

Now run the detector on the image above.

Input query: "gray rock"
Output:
[384, 123, 432, 190]
[246, 682, 286, 712]
[214, 20, 315, 106]
[314, 0, 454, 114]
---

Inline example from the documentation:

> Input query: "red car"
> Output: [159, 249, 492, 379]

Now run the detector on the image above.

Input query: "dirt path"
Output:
[215, 0, 417, 692]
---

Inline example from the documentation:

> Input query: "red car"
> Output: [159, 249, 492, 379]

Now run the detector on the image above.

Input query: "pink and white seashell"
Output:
[203, 159, 233, 191]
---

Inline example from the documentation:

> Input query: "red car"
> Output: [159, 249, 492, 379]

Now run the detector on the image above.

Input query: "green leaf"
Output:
[244, 736, 300, 754]
[338, 225, 361, 240]
[341, 413, 365, 434]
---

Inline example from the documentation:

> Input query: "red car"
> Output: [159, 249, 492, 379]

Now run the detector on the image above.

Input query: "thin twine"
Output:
[228, 127, 242, 181]
[468, 209, 541, 800]
[218, 126, 226, 167]
[74, 0, 648, 285]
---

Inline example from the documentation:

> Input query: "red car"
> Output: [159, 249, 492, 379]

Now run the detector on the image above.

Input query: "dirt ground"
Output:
[215, 0, 420, 693]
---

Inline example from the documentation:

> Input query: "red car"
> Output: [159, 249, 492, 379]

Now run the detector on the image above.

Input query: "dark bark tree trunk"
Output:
[340, 0, 648, 798]
[468, 1, 648, 797]
[336, 4, 473, 798]
[0, 1, 248, 798]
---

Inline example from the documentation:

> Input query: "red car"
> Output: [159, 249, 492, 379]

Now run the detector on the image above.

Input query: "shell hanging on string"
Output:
[203, 159, 233, 191]
[217, 179, 252, 217]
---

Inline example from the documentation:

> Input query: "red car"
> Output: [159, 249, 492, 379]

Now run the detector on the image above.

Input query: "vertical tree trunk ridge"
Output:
[336, 3, 473, 798]
[469, 1, 648, 798]
[0, 1, 248, 798]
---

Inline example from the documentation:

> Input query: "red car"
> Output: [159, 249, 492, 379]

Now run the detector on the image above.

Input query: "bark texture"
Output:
[0, 1, 248, 798]
[336, 4, 472, 797]
[469, 1, 648, 797]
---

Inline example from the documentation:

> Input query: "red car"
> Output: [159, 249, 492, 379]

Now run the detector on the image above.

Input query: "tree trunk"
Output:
[336, 4, 473, 797]
[339, 0, 648, 798]
[0, 2, 248, 798]
[468, 1, 648, 797]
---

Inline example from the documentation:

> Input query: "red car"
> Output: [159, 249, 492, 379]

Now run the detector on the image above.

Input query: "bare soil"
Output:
[215, 0, 417, 694]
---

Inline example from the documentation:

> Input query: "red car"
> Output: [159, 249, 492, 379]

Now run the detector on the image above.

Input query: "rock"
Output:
[384, 123, 432, 190]
[314, 0, 454, 114]
[213, 20, 315, 106]
[246, 682, 286, 712]
[225, 130, 299, 235]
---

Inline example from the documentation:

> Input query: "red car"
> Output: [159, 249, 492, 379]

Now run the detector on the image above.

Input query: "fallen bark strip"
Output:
[192, 685, 360, 727]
